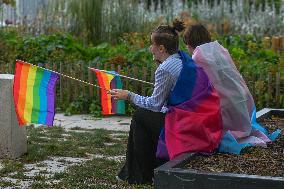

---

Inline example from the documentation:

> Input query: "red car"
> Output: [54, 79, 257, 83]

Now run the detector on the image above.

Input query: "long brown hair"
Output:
[183, 24, 211, 49]
[151, 19, 185, 55]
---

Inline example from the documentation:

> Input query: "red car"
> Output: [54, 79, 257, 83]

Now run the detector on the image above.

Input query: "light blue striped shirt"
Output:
[129, 53, 182, 113]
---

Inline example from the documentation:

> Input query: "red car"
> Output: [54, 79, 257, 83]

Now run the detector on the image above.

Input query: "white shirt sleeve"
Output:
[129, 68, 175, 112]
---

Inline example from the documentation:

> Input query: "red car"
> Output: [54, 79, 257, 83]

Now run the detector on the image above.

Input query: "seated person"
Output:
[183, 24, 281, 154]
[110, 20, 222, 184]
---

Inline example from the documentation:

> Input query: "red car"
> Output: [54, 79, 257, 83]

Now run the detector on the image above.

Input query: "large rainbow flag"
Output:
[90, 68, 125, 115]
[13, 60, 59, 126]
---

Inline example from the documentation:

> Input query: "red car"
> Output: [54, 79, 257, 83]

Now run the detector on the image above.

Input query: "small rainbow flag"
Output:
[13, 60, 59, 126]
[90, 68, 125, 115]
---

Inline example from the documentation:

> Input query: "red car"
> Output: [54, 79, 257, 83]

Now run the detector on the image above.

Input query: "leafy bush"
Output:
[218, 35, 281, 108]
[0, 30, 18, 72]
[1, 29, 282, 114]
[64, 95, 91, 116]
[89, 101, 102, 117]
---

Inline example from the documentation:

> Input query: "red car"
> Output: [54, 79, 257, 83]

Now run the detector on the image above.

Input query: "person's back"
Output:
[193, 41, 254, 138]
[183, 24, 281, 154]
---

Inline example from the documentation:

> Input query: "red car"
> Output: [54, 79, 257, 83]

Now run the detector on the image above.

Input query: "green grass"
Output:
[0, 160, 25, 176]
[0, 126, 153, 189]
[0, 180, 17, 188]
[49, 158, 151, 189]
[23, 126, 128, 162]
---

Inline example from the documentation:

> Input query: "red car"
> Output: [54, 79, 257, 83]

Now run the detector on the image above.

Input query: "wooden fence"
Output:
[0, 36, 283, 110]
[42, 61, 156, 110]
[254, 36, 284, 108]
[53, 36, 284, 110]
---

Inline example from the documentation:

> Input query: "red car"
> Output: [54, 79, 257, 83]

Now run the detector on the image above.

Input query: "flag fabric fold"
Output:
[156, 51, 223, 160]
[13, 60, 59, 126]
[90, 68, 125, 115]
[192, 41, 281, 154]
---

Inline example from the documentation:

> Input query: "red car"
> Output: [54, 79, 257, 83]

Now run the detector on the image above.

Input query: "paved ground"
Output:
[53, 113, 131, 131]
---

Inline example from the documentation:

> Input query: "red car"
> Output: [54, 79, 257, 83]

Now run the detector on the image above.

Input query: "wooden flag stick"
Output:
[16, 60, 109, 92]
[88, 67, 154, 86]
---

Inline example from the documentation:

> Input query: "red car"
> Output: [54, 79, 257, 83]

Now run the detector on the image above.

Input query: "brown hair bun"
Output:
[172, 18, 185, 33]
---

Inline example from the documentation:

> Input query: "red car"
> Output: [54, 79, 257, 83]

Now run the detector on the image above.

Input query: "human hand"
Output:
[108, 89, 129, 100]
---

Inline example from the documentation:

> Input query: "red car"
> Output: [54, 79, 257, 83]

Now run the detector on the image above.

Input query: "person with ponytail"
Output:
[110, 20, 222, 184]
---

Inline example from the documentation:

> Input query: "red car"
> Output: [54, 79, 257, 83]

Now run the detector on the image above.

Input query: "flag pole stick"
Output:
[16, 60, 109, 91]
[88, 67, 154, 86]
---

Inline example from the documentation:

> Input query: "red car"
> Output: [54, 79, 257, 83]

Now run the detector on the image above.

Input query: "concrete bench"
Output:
[0, 74, 27, 158]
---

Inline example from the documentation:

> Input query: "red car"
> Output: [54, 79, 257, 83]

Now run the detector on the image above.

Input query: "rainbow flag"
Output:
[90, 68, 125, 115]
[13, 60, 59, 126]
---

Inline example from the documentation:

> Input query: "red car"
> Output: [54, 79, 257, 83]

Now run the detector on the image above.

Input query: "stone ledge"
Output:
[154, 108, 284, 189]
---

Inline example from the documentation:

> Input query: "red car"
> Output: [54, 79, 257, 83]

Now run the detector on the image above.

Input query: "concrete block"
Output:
[0, 74, 27, 159]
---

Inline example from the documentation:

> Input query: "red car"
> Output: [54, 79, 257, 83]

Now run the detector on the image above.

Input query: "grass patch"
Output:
[30, 181, 51, 189]
[0, 180, 17, 187]
[23, 127, 125, 162]
[11, 171, 29, 179]
[69, 126, 85, 130]
[50, 158, 152, 189]
[0, 126, 153, 189]
[0, 160, 25, 176]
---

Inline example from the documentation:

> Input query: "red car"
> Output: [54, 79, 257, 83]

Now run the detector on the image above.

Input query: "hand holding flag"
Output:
[89, 68, 125, 115]
[108, 89, 130, 100]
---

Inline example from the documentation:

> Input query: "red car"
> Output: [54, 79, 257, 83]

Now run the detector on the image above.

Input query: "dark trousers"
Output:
[118, 108, 166, 184]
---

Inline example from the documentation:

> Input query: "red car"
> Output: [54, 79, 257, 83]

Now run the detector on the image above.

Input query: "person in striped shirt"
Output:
[110, 19, 185, 185]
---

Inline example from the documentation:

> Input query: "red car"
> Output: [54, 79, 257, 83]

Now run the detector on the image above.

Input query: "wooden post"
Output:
[88, 61, 94, 99]
[125, 66, 130, 91]
[279, 36, 284, 52]
[133, 66, 139, 92]
[73, 63, 79, 99]
[141, 67, 147, 96]
[117, 65, 122, 74]
[251, 74, 256, 99]
[79, 62, 87, 97]
[271, 36, 280, 52]
[117, 65, 122, 88]
[45, 62, 50, 69]
[104, 63, 108, 71]
[267, 72, 272, 107]
[71, 63, 76, 101]
[123, 66, 130, 113]
[275, 72, 280, 107]
[7, 60, 11, 74]
[278, 51, 284, 77]
[51, 62, 58, 105]
[53, 62, 57, 72]
[96, 62, 101, 100]
[66, 63, 71, 103]
[110, 63, 115, 72]
[262, 37, 271, 49]
[59, 62, 64, 106]
[150, 67, 155, 83]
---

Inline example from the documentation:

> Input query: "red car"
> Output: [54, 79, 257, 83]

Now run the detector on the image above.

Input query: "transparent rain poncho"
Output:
[192, 41, 280, 154]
